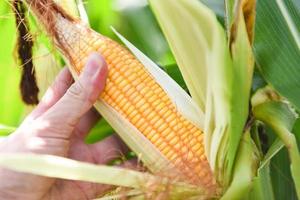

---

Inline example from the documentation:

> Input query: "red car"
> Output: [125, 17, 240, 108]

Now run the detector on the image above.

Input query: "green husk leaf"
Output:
[253, 101, 300, 198]
[0, 153, 154, 189]
[221, 131, 260, 200]
[149, 0, 212, 112]
[254, 0, 300, 111]
[220, 0, 255, 186]
[260, 138, 284, 170]
[247, 163, 275, 200]
[92, 100, 173, 173]
[0, 154, 203, 199]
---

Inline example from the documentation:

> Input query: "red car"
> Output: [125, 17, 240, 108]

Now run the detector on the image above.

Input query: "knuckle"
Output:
[68, 82, 87, 101]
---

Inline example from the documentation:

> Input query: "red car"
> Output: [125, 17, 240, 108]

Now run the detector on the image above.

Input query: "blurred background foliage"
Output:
[0, 0, 299, 199]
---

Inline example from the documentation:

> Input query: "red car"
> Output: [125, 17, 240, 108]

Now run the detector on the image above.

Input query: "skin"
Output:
[0, 53, 132, 200]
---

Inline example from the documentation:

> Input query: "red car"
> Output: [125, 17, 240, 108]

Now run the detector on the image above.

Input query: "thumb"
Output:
[40, 53, 108, 135]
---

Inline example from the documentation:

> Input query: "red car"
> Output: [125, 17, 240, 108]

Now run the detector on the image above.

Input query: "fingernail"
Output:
[84, 52, 104, 77]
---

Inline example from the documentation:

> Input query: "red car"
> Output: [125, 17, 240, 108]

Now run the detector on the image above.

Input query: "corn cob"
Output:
[26, 1, 217, 190]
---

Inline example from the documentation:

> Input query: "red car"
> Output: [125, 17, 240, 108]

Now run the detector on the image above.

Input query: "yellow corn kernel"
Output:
[55, 16, 216, 189]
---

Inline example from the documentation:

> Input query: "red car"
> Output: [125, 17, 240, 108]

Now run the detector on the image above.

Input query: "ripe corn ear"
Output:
[26, 1, 217, 191]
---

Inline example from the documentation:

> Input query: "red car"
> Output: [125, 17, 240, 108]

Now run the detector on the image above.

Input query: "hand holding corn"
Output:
[0, 53, 133, 200]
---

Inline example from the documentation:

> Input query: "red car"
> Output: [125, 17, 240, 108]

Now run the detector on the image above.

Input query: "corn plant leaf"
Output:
[293, 118, 300, 147]
[221, 131, 260, 200]
[270, 148, 298, 200]
[253, 101, 300, 198]
[251, 87, 296, 200]
[248, 164, 275, 200]
[0, 153, 157, 189]
[259, 138, 284, 170]
[254, 0, 300, 111]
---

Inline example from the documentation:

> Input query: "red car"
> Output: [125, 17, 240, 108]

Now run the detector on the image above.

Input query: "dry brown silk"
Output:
[13, 0, 39, 105]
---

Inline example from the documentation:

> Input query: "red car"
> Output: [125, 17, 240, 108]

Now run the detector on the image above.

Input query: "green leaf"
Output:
[293, 118, 300, 148]
[271, 148, 298, 200]
[254, 0, 300, 111]
[247, 164, 275, 200]
[260, 138, 284, 170]
[253, 101, 300, 198]
[221, 131, 260, 200]
[222, 0, 255, 185]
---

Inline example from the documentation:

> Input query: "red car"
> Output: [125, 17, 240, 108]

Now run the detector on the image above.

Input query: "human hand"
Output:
[0, 53, 130, 200]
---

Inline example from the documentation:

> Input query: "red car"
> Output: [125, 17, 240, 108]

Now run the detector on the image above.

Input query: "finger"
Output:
[40, 53, 108, 137]
[89, 134, 130, 164]
[30, 67, 73, 119]
[74, 107, 101, 139]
